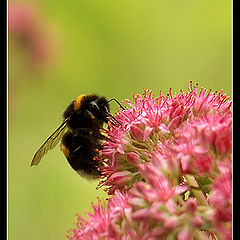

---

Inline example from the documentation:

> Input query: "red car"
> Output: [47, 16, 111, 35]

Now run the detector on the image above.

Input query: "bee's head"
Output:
[89, 97, 109, 121]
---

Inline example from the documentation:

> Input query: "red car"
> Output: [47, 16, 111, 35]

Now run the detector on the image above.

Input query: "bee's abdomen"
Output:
[61, 131, 101, 178]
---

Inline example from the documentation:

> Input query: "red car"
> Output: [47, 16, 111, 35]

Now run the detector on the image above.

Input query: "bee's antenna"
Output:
[107, 98, 125, 110]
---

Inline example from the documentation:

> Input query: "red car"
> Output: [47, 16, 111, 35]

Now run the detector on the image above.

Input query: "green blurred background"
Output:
[8, 0, 232, 239]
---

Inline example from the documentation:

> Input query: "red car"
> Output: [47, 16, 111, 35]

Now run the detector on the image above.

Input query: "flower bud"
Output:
[163, 216, 179, 230]
[108, 222, 121, 239]
[132, 208, 152, 221]
[128, 197, 146, 209]
[177, 227, 191, 240]
[120, 134, 133, 152]
[130, 125, 144, 142]
[215, 132, 232, 155]
[185, 197, 198, 214]
[126, 152, 141, 165]
[107, 171, 132, 186]
[191, 216, 204, 227]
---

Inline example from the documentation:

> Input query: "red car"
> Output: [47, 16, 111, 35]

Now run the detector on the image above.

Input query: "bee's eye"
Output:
[90, 101, 100, 111]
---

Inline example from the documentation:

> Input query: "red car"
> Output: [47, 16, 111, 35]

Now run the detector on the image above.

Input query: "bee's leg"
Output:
[106, 111, 122, 126]
[107, 98, 126, 110]
[108, 119, 117, 127]
[92, 132, 106, 140]
[90, 130, 115, 143]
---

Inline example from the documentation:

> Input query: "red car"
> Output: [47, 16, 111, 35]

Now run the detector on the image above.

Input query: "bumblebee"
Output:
[31, 94, 124, 178]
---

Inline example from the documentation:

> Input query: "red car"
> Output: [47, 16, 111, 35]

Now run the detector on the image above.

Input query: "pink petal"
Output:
[117, 144, 124, 154]
[168, 116, 182, 130]
[158, 123, 170, 133]
[143, 126, 153, 141]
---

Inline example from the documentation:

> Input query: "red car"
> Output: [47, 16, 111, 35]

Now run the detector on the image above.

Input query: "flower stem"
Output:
[184, 174, 208, 206]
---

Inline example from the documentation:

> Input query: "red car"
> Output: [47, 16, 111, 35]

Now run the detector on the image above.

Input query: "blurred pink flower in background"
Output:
[8, 1, 56, 69]
[68, 83, 232, 240]
[8, 1, 61, 118]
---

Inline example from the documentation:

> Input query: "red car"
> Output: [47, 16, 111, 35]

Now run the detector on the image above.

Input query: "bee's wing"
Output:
[31, 118, 69, 166]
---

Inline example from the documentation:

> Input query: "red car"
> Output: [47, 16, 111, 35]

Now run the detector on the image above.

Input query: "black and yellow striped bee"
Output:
[31, 94, 124, 178]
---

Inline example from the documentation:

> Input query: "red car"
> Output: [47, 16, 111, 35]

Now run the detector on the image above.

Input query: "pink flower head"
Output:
[98, 84, 232, 194]
[208, 168, 232, 239]
[190, 85, 232, 116]
[68, 84, 232, 240]
[170, 112, 232, 177]
[67, 191, 130, 240]
[67, 199, 109, 240]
